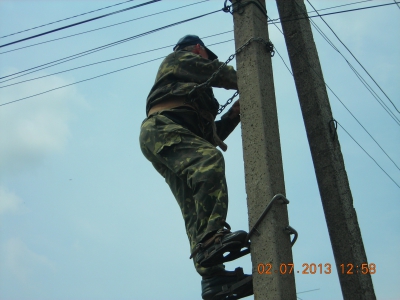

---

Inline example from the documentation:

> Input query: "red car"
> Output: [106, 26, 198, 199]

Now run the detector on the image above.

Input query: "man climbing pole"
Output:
[139, 35, 252, 299]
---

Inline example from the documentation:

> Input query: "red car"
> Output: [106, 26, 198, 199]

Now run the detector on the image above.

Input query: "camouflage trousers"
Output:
[139, 112, 228, 276]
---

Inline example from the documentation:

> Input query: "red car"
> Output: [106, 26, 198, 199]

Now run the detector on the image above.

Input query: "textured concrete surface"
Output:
[231, 0, 296, 299]
[276, 0, 376, 299]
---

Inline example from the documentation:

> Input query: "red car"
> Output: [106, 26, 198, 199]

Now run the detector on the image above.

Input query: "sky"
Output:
[0, 0, 399, 299]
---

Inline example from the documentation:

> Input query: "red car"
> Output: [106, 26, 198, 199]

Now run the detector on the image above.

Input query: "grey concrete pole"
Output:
[275, 0, 376, 299]
[230, 1, 296, 299]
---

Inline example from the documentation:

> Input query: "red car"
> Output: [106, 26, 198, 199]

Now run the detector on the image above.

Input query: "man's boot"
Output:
[201, 267, 253, 300]
[191, 223, 250, 268]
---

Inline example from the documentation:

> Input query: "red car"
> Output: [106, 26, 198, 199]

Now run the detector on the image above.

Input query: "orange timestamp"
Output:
[257, 263, 376, 275]
[340, 263, 376, 274]
[258, 263, 332, 275]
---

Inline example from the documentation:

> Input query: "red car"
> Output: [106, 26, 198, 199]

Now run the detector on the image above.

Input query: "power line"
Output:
[292, 1, 400, 171]
[0, 45, 173, 88]
[0, 0, 161, 49]
[345, 61, 400, 125]
[306, 0, 400, 115]
[0, 31, 233, 89]
[0, 1, 373, 56]
[307, 1, 399, 18]
[261, 0, 375, 23]
[273, 46, 293, 76]
[3, 1, 392, 82]
[269, 17, 400, 180]
[268, 2, 400, 24]
[337, 122, 400, 189]
[273, 40, 400, 190]
[324, 74, 400, 172]
[0, 0, 210, 55]
[0, 0, 135, 39]
[1, 2, 393, 82]
[394, 0, 400, 9]
[301, 2, 400, 126]
[0, 38, 235, 108]
[309, 0, 373, 13]
[296, 287, 320, 300]
[1, 2, 396, 103]
[1, 1, 393, 56]
[0, 9, 221, 83]
[297, 288, 320, 294]
[0, 57, 164, 107]
[274, 33, 400, 180]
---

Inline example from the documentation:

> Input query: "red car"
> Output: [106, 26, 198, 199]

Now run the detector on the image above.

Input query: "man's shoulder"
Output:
[163, 50, 199, 63]
[157, 51, 204, 75]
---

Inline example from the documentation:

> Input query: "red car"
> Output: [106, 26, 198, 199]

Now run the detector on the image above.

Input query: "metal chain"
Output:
[188, 37, 275, 114]
[217, 91, 239, 114]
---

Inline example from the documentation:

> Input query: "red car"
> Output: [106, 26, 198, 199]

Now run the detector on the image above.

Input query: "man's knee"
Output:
[195, 146, 225, 176]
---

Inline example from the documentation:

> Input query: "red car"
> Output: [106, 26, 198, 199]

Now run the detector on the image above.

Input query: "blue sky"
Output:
[0, 1, 399, 299]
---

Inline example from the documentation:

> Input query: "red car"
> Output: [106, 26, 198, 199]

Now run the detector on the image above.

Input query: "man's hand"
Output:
[228, 100, 240, 119]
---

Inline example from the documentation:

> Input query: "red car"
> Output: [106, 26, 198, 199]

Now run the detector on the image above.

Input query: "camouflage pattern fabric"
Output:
[139, 112, 228, 276]
[146, 50, 238, 116]
[140, 50, 239, 276]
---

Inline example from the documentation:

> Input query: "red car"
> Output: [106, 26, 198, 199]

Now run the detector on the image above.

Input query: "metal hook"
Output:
[247, 194, 289, 241]
[329, 119, 338, 141]
[284, 225, 298, 246]
[222, 0, 231, 13]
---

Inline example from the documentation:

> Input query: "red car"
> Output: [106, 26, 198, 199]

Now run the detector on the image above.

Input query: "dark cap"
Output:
[173, 34, 218, 60]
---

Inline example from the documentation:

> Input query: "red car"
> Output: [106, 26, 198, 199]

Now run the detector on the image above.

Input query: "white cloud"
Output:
[0, 186, 26, 215]
[0, 72, 87, 173]
[4, 237, 55, 282]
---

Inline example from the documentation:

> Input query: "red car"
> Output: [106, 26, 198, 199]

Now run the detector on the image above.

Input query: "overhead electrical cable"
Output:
[337, 122, 400, 189]
[0, 45, 173, 88]
[394, 0, 400, 9]
[291, 1, 400, 170]
[0, 0, 162, 49]
[310, 20, 400, 126]
[0, 56, 164, 107]
[0, 39, 233, 107]
[0, 0, 210, 55]
[1, 2, 393, 82]
[306, 0, 400, 115]
[268, 2, 399, 24]
[0, 0, 135, 39]
[1, 1, 392, 55]
[0, 1, 369, 56]
[323, 74, 400, 172]
[0, 9, 221, 83]
[273, 38, 400, 187]
[269, 17, 400, 179]
[0, 0, 372, 41]
[0, 31, 233, 89]
[273, 47, 293, 76]
[300, 2, 400, 125]
[0, 0, 389, 55]
[2, 2, 396, 83]
[307, 0, 373, 13]
[297, 289, 321, 295]
[236, 0, 374, 23]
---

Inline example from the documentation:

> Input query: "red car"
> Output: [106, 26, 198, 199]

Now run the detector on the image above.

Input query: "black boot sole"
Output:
[202, 275, 253, 300]
[196, 231, 250, 268]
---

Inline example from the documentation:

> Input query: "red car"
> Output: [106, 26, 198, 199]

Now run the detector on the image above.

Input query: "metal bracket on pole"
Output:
[224, 0, 268, 16]
[247, 194, 290, 241]
[284, 225, 298, 246]
[329, 119, 338, 141]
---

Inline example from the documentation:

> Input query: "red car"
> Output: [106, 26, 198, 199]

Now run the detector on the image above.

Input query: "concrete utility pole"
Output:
[275, 0, 376, 299]
[230, 0, 296, 299]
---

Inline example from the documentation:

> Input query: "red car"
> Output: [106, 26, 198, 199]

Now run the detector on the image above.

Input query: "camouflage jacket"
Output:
[146, 50, 239, 149]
